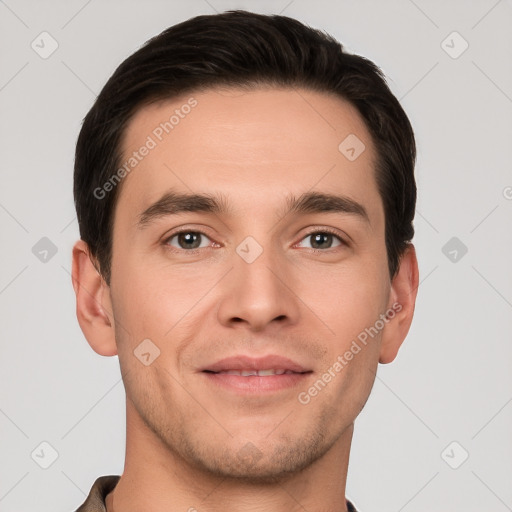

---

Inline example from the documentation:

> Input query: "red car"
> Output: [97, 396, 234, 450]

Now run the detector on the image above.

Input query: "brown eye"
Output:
[166, 231, 211, 250]
[298, 231, 344, 250]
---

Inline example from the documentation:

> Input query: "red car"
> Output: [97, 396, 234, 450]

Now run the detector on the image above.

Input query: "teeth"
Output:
[216, 369, 293, 376]
[259, 369, 280, 376]
[241, 370, 258, 376]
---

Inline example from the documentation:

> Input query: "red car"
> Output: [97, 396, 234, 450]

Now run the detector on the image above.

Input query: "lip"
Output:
[201, 355, 310, 373]
[200, 355, 312, 394]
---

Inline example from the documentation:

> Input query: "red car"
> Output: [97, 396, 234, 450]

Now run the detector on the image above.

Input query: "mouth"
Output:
[204, 369, 303, 376]
[200, 355, 312, 394]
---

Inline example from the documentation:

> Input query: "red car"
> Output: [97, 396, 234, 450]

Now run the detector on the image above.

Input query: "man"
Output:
[71, 10, 418, 512]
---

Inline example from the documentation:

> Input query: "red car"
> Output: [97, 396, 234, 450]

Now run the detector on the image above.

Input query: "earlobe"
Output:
[71, 240, 118, 357]
[379, 244, 419, 364]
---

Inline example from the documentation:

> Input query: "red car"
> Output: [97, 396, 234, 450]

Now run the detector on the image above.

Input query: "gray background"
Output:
[1, 0, 511, 510]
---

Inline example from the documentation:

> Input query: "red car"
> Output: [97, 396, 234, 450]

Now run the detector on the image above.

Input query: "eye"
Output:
[297, 230, 345, 251]
[165, 230, 213, 251]
[163, 228, 346, 253]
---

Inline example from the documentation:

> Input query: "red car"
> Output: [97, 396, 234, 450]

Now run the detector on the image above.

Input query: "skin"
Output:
[72, 86, 418, 512]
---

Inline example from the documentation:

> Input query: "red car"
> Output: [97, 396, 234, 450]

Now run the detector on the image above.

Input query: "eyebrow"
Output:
[137, 189, 370, 228]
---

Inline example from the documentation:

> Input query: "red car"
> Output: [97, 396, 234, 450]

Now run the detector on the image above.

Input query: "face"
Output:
[105, 86, 396, 481]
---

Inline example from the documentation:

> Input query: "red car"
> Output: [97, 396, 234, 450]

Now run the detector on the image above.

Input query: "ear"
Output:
[379, 244, 419, 364]
[71, 239, 118, 356]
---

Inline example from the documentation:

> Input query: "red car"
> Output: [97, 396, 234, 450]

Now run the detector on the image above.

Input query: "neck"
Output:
[108, 400, 353, 512]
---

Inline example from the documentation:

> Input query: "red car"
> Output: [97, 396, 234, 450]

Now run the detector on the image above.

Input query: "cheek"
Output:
[295, 259, 388, 410]
[295, 257, 389, 339]
[110, 256, 222, 376]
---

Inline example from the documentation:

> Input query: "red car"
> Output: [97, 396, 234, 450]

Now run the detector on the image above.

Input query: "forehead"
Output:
[115, 86, 380, 223]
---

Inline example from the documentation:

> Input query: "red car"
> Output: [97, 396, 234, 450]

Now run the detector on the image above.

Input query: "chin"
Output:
[179, 433, 330, 484]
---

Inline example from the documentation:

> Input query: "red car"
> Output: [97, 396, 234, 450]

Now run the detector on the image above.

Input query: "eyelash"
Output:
[162, 227, 347, 254]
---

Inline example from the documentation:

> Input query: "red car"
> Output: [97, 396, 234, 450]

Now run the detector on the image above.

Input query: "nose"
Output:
[216, 242, 301, 332]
